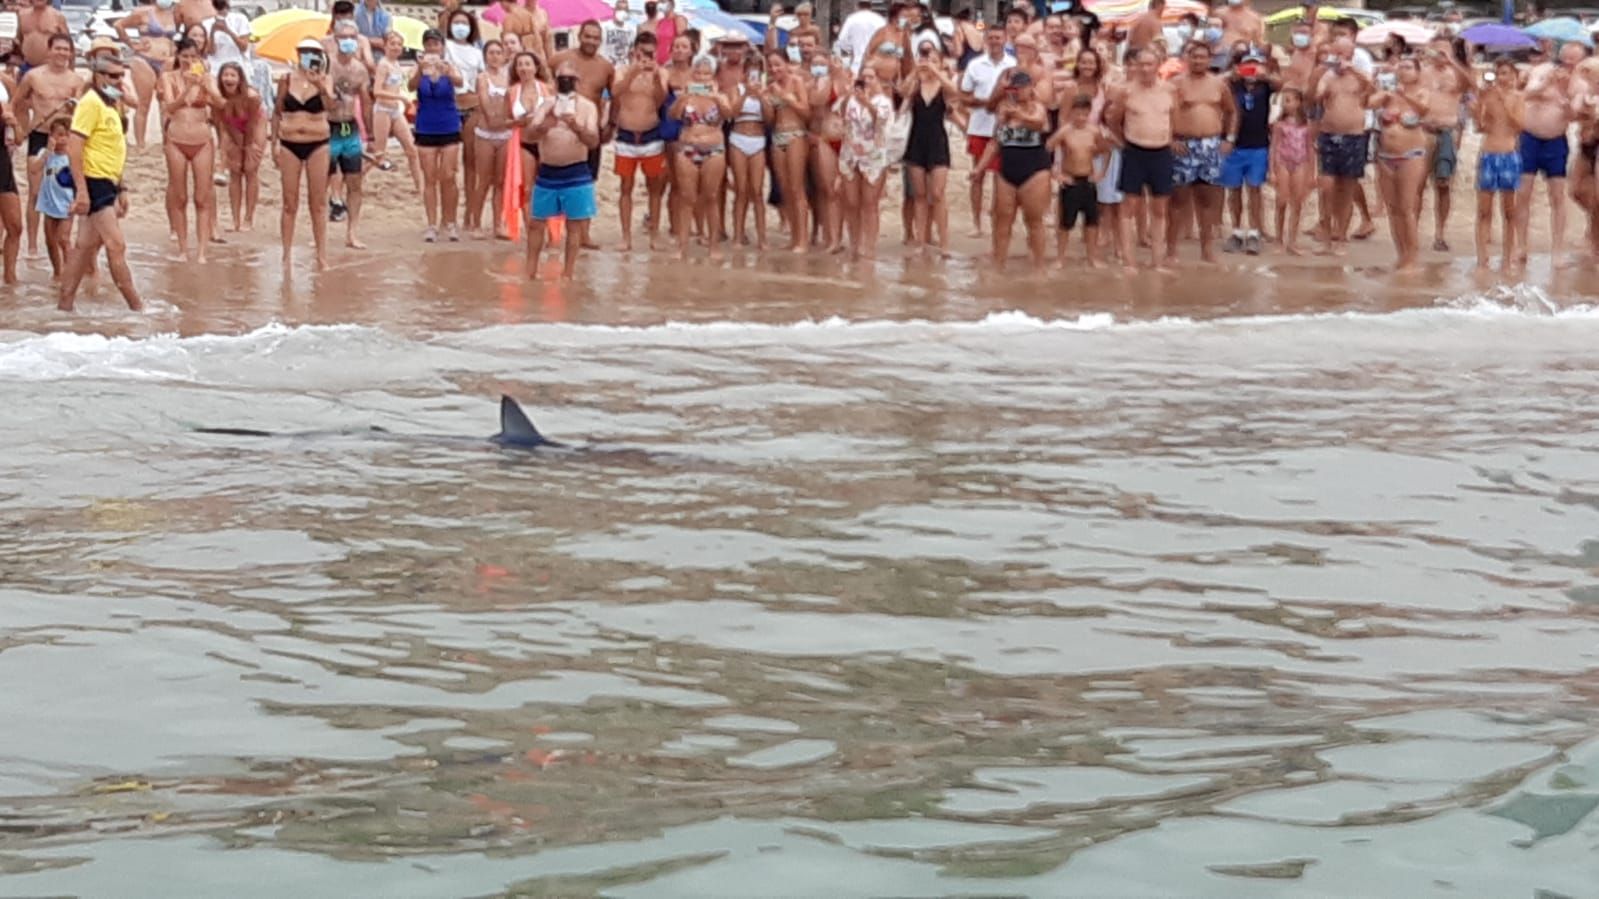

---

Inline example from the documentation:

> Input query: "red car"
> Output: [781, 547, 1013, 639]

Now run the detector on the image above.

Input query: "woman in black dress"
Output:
[898, 40, 963, 256]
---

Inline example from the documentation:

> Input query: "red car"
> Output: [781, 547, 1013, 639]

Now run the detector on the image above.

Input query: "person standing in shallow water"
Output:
[525, 60, 600, 279]
[1420, 37, 1472, 254]
[59, 55, 142, 313]
[1473, 58, 1525, 273]
[1515, 41, 1586, 269]
[1107, 48, 1177, 273]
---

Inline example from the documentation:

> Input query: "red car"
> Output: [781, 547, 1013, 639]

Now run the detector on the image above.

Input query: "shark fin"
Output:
[497, 395, 550, 447]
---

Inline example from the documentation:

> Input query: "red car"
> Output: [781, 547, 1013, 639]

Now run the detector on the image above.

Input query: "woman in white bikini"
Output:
[469, 39, 514, 238]
[728, 53, 771, 249]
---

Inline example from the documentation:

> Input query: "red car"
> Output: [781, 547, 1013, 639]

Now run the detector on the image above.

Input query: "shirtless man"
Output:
[766, 3, 823, 58]
[495, 0, 553, 64]
[1312, 36, 1373, 255]
[327, 21, 371, 249]
[1107, 48, 1177, 272]
[550, 20, 615, 182]
[12, 32, 80, 258]
[1421, 36, 1472, 252]
[1169, 41, 1235, 264]
[17, 0, 67, 76]
[1126, 0, 1164, 56]
[1473, 57, 1525, 273]
[1219, 0, 1263, 50]
[1516, 41, 1587, 267]
[611, 34, 668, 250]
[525, 60, 601, 279]
[1282, 21, 1321, 93]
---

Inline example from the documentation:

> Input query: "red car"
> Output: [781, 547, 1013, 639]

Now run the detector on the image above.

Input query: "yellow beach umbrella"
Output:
[249, 7, 326, 38]
[255, 18, 334, 64]
[391, 15, 430, 49]
[1263, 6, 1383, 26]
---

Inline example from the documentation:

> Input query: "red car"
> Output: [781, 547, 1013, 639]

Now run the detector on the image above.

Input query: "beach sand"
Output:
[3, 125, 1593, 337]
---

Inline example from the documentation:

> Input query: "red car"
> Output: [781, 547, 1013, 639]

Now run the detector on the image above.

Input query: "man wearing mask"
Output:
[327, 20, 372, 246]
[601, 0, 637, 67]
[324, 1, 374, 68]
[551, 20, 616, 183]
[525, 59, 601, 280]
[354, 0, 391, 55]
[60, 54, 141, 313]
[1282, 20, 1320, 93]
[837, 0, 886, 75]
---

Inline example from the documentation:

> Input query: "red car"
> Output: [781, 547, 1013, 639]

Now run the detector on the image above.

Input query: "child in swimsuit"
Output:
[1271, 87, 1314, 256]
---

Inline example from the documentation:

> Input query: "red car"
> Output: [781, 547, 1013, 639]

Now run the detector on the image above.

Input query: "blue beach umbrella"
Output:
[1525, 17, 1594, 47]
[686, 5, 761, 42]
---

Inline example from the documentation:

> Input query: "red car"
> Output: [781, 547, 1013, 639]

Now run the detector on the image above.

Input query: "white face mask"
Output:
[614, 8, 627, 23]
[1292, 33, 1310, 49]
[450, 22, 470, 40]
[156, 0, 176, 9]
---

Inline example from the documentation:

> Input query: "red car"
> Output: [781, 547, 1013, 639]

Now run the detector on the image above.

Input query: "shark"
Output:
[195, 395, 568, 451]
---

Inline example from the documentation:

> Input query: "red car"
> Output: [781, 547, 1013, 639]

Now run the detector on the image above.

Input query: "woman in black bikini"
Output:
[899, 42, 962, 256]
[271, 38, 334, 270]
[971, 70, 1052, 271]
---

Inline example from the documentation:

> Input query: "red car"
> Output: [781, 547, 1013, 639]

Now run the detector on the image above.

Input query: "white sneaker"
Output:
[424, 226, 437, 243]
[446, 224, 460, 242]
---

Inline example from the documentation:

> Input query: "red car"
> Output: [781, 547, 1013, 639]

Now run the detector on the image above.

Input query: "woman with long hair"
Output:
[1369, 56, 1429, 273]
[836, 67, 893, 260]
[808, 51, 849, 252]
[510, 50, 551, 184]
[371, 31, 423, 190]
[469, 39, 513, 238]
[764, 50, 810, 252]
[410, 29, 465, 242]
[444, 10, 485, 234]
[899, 42, 961, 255]
[667, 55, 732, 259]
[727, 53, 770, 249]
[159, 38, 221, 260]
[272, 38, 334, 269]
[215, 61, 266, 231]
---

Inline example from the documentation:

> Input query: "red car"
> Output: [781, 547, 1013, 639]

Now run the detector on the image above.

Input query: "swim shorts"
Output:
[1220, 146, 1269, 189]
[965, 134, 1001, 173]
[1118, 142, 1175, 197]
[1430, 127, 1457, 180]
[614, 125, 667, 179]
[87, 176, 118, 214]
[1317, 131, 1367, 179]
[531, 161, 597, 222]
[1173, 136, 1223, 188]
[328, 121, 363, 176]
[1477, 151, 1521, 193]
[1519, 131, 1568, 178]
[1058, 179, 1099, 229]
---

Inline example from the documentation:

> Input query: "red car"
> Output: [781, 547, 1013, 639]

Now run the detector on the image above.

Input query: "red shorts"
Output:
[616, 153, 667, 179]
[966, 135, 1001, 173]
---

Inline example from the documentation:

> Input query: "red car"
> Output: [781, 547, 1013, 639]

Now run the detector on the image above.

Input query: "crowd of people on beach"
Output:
[9, 0, 1599, 311]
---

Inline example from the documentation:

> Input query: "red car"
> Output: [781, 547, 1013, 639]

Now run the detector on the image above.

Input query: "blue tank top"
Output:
[415, 74, 460, 136]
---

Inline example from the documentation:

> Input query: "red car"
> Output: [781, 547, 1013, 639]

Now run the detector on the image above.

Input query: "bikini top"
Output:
[876, 42, 903, 57]
[486, 79, 509, 98]
[282, 86, 326, 115]
[997, 123, 1043, 147]
[681, 96, 722, 127]
[735, 92, 762, 122]
[145, 14, 172, 38]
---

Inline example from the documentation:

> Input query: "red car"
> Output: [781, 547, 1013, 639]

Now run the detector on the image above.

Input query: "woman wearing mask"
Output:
[215, 61, 265, 232]
[837, 67, 893, 260]
[765, 51, 810, 252]
[410, 29, 464, 242]
[159, 38, 221, 261]
[668, 55, 732, 259]
[729, 54, 772, 249]
[970, 69, 1051, 271]
[1369, 56, 1429, 273]
[115, 0, 182, 151]
[371, 31, 423, 190]
[272, 38, 335, 270]
[469, 39, 514, 238]
[899, 42, 961, 256]
[445, 11, 485, 234]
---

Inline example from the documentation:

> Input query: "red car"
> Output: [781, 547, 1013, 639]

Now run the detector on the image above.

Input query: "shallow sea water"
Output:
[2, 281, 1598, 897]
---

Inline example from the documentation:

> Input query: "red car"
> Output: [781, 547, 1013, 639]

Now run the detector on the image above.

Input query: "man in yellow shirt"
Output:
[58, 54, 142, 313]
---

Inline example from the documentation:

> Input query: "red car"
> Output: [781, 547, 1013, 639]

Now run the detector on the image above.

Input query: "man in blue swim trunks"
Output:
[1170, 41, 1234, 264]
[326, 20, 371, 248]
[525, 60, 601, 280]
[1515, 42, 1584, 268]
[1473, 56, 1526, 273]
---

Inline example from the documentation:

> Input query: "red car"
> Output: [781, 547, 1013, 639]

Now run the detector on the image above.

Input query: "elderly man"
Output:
[60, 53, 141, 313]
[1421, 36, 1472, 252]
[525, 59, 601, 280]
[1516, 40, 1587, 267]
[1108, 48, 1178, 272]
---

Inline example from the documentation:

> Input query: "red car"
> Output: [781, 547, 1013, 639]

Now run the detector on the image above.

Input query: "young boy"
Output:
[1046, 95, 1108, 267]
[1472, 57, 1525, 273]
[36, 118, 73, 280]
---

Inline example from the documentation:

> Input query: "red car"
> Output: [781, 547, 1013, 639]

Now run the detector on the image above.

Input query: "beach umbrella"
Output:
[1082, 0, 1206, 27]
[684, 5, 760, 42]
[249, 7, 325, 39]
[1354, 20, 1437, 47]
[1262, 6, 1379, 26]
[255, 18, 335, 64]
[540, 0, 615, 28]
[391, 15, 430, 50]
[1460, 22, 1535, 49]
[1525, 17, 1594, 47]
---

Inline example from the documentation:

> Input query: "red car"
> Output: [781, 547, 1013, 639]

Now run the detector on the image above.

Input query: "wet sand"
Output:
[5, 131, 1597, 338]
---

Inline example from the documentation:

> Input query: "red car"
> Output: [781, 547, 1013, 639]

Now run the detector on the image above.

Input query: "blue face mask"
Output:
[810, 63, 828, 78]
[450, 22, 470, 41]
[100, 83, 123, 103]
[337, 37, 358, 54]
[1204, 26, 1223, 43]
